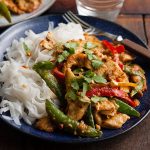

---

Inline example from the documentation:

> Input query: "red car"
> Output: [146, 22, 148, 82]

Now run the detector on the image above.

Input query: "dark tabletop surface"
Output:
[0, 0, 150, 150]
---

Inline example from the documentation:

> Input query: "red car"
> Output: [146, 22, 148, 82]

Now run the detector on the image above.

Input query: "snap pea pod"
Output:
[0, 1, 11, 23]
[131, 80, 144, 97]
[124, 65, 145, 78]
[115, 99, 140, 117]
[46, 100, 102, 137]
[34, 68, 64, 103]
[85, 104, 95, 128]
[33, 61, 55, 70]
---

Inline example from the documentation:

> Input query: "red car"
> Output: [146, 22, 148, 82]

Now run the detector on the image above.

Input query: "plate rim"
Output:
[0, 0, 56, 28]
[0, 14, 150, 143]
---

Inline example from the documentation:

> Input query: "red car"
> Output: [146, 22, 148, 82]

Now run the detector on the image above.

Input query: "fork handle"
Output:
[121, 39, 150, 60]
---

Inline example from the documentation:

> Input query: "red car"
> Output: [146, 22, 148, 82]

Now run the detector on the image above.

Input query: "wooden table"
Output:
[0, 0, 150, 149]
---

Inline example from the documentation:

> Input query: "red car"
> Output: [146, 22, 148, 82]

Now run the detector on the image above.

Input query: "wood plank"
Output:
[117, 15, 147, 43]
[144, 15, 150, 47]
[47, 0, 76, 13]
[121, 0, 150, 14]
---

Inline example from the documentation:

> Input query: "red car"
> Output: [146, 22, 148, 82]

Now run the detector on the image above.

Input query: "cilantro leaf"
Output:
[84, 70, 95, 83]
[86, 52, 94, 60]
[62, 50, 70, 57]
[78, 95, 91, 103]
[73, 68, 83, 75]
[65, 42, 78, 54]
[57, 51, 70, 63]
[66, 89, 77, 101]
[71, 79, 80, 91]
[57, 55, 65, 63]
[82, 82, 89, 96]
[84, 70, 95, 78]
[23, 42, 31, 56]
[84, 77, 92, 83]
[84, 49, 95, 60]
[91, 96, 107, 103]
[93, 75, 107, 83]
[92, 59, 103, 69]
[84, 42, 97, 49]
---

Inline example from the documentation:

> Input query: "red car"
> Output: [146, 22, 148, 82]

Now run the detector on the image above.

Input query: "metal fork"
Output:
[63, 11, 150, 60]
[63, 11, 121, 41]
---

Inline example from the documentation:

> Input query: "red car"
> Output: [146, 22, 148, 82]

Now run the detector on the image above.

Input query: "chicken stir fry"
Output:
[33, 32, 146, 137]
[3, 0, 42, 14]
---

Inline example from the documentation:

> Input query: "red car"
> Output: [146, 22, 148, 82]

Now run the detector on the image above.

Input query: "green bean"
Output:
[0, 1, 11, 23]
[85, 104, 95, 128]
[46, 100, 102, 137]
[124, 65, 145, 78]
[131, 80, 144, 97]
[115, 99, 140, 117]
[34, 68, 64, 103]
[33, 61, 55, 70]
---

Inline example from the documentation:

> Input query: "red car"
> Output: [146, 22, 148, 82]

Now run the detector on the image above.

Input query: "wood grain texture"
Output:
[122, 0, 150, 14]
[145, 15, 150, 47]
[117, 15, 147, 43]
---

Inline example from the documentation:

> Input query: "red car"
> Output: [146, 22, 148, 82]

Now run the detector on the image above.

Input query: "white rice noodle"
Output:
[0, 22, 84, 126]
[52, 22, 85, 43]
[0, 61, 56, 125]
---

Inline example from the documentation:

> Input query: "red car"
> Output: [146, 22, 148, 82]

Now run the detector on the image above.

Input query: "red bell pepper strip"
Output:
[86, 85, 137, 107]
[115, 45, 125, 53]
[102, 40, 125, 54]
[118, 62, 124, 70]
[102, 40, 117, 54]
[53, 64, 65, 80]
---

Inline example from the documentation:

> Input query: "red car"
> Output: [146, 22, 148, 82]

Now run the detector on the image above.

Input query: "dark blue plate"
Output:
[0, 15, 150, 143]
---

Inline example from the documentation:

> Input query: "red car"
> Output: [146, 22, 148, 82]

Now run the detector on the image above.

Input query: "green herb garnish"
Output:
[84, 70, 107, 84]
[93, 75, 107, 83]
[84, 48, 103, 69]
[91, 96, 107, 103]
[23, 42, 31, 56]
[65, 89, 77, 101]
[84, 70, 95, 78]
[73, 68, 84, 75]
[57, 50, 70, 63]
[65, 42, 79, 54]
[71, 79, 80, 91]
[84, 70, 95, 83]
[82, 82, 89, 96]
[87, 52, 94, 60]
[84, 42, 97, 49]
[84, 77, 93, 83]
[92, 59, 103, 69]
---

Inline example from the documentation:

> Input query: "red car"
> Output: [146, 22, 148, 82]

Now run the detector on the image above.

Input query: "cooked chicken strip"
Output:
[95, 99, 118, 116]
[15, 0, 42, 13]
[36, 116, 55, 132]
[94, 111, 102, 125]
[96, 58, 130, 92]
[66, 99, 89, 121]
[40, 32, 56, 50]
[4, 0, 24, 14]
[4, 0, 42, 14]
[102, 113, 130, 129]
